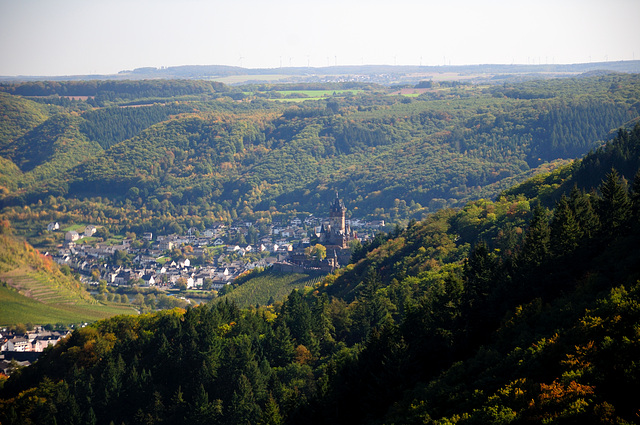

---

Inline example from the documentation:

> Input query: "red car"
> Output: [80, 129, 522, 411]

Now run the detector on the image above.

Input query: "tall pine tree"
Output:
[598, 168, 631, 236]
[569, 185, 600, 240]
[518, 203, 551, 269]
[550, 194, 580, 256]
[630, 169, 640, 224]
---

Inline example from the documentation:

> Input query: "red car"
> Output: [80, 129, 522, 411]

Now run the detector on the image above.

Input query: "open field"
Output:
[211, 74, 292, 84]
[0, 284, 136, 326]
[275, 89, 362, 97]
[61, 223, 87, 232]
[240, 89, 365, 102]
[270, 90, 363, 102]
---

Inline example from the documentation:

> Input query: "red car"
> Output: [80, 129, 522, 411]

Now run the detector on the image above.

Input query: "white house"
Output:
[141, 274, 156, 286]
[65, 231, 80, 242]
[32, 335, 62, 352]
[84, 225, 97, 237]
[216, 267, 230, 279]
[279, 228, 294, 238]
[5, 337, 31, 352]
[158, 240, 175, 251]
[47, 222, 60, 231]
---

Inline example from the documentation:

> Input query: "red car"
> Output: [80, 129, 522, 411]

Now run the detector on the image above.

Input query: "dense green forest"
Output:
[1, 122, 639, 424]
[1, 75, 639, 249]
[0, 80, 230, 104]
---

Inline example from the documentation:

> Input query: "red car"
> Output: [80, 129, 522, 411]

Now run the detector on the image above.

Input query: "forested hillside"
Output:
[0, 80, 230, 105]
[1, 75, 639, 248]
[0, 92, 51, 152]
[1, 123, 639, 425]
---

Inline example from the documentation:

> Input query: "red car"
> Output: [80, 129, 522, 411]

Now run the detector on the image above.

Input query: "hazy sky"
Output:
[1, 0, 638, 76]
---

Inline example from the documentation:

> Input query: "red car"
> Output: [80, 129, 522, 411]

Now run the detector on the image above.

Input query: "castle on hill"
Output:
[274, 193, 357, 274]
[319, 193, 357, 251]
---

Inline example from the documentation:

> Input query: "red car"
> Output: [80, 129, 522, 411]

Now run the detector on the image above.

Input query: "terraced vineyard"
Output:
[1, 268, 89, 304]
[0, 227, 136, 326]
[0, 284, 134, 325]
[220, 269, 324, 307]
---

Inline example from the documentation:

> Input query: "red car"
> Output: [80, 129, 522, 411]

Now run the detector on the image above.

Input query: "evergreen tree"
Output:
[167, 385, 187, 424]
[311, 293, 336, 355]
[569, 185, 600, 240]
[86, 407, 97, 425]
[188, 384, 222, 425]
[267, 322, 296, 367]
[550, 194, 580, 256]
[517, 203, 550, 269]
[598, 168, 631, 235]
[148, 391, 165, 425]
[257, 394, 283, 425]
[228, 374, 261, 425]
[352, 268, 392, 341]
[281, 289, 316, 349]
[462, 241, 496, 310]
[630, 168, 640, 223]
[461, 241, 503, 346]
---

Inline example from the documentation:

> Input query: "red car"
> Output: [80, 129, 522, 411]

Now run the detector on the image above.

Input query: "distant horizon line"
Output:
[3, 59, 639, 79]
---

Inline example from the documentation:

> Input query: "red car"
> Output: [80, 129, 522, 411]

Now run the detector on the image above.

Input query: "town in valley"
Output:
[48, 195, 383, 297]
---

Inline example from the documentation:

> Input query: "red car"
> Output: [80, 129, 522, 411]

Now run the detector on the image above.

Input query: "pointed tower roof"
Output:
[330, 192, 346, 214]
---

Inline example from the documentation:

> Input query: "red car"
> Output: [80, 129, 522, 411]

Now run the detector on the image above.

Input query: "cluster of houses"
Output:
[1, 329, 69, 353]
[1, 328, 71, 375]
[46, 207, 386, 292]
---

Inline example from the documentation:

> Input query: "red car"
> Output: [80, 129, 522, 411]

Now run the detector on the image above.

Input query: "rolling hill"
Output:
[1, 122, 639, 425]
[1, 74, 639, 250]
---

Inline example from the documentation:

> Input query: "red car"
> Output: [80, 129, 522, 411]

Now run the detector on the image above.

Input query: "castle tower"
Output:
[329, 192, 346, 234]
[318, 192, 356, 262]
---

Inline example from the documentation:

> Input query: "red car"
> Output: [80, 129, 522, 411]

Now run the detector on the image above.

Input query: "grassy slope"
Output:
[0, 229, 135, 326]
[220, 269, 323, 307]
[0, 284, 134, 325]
